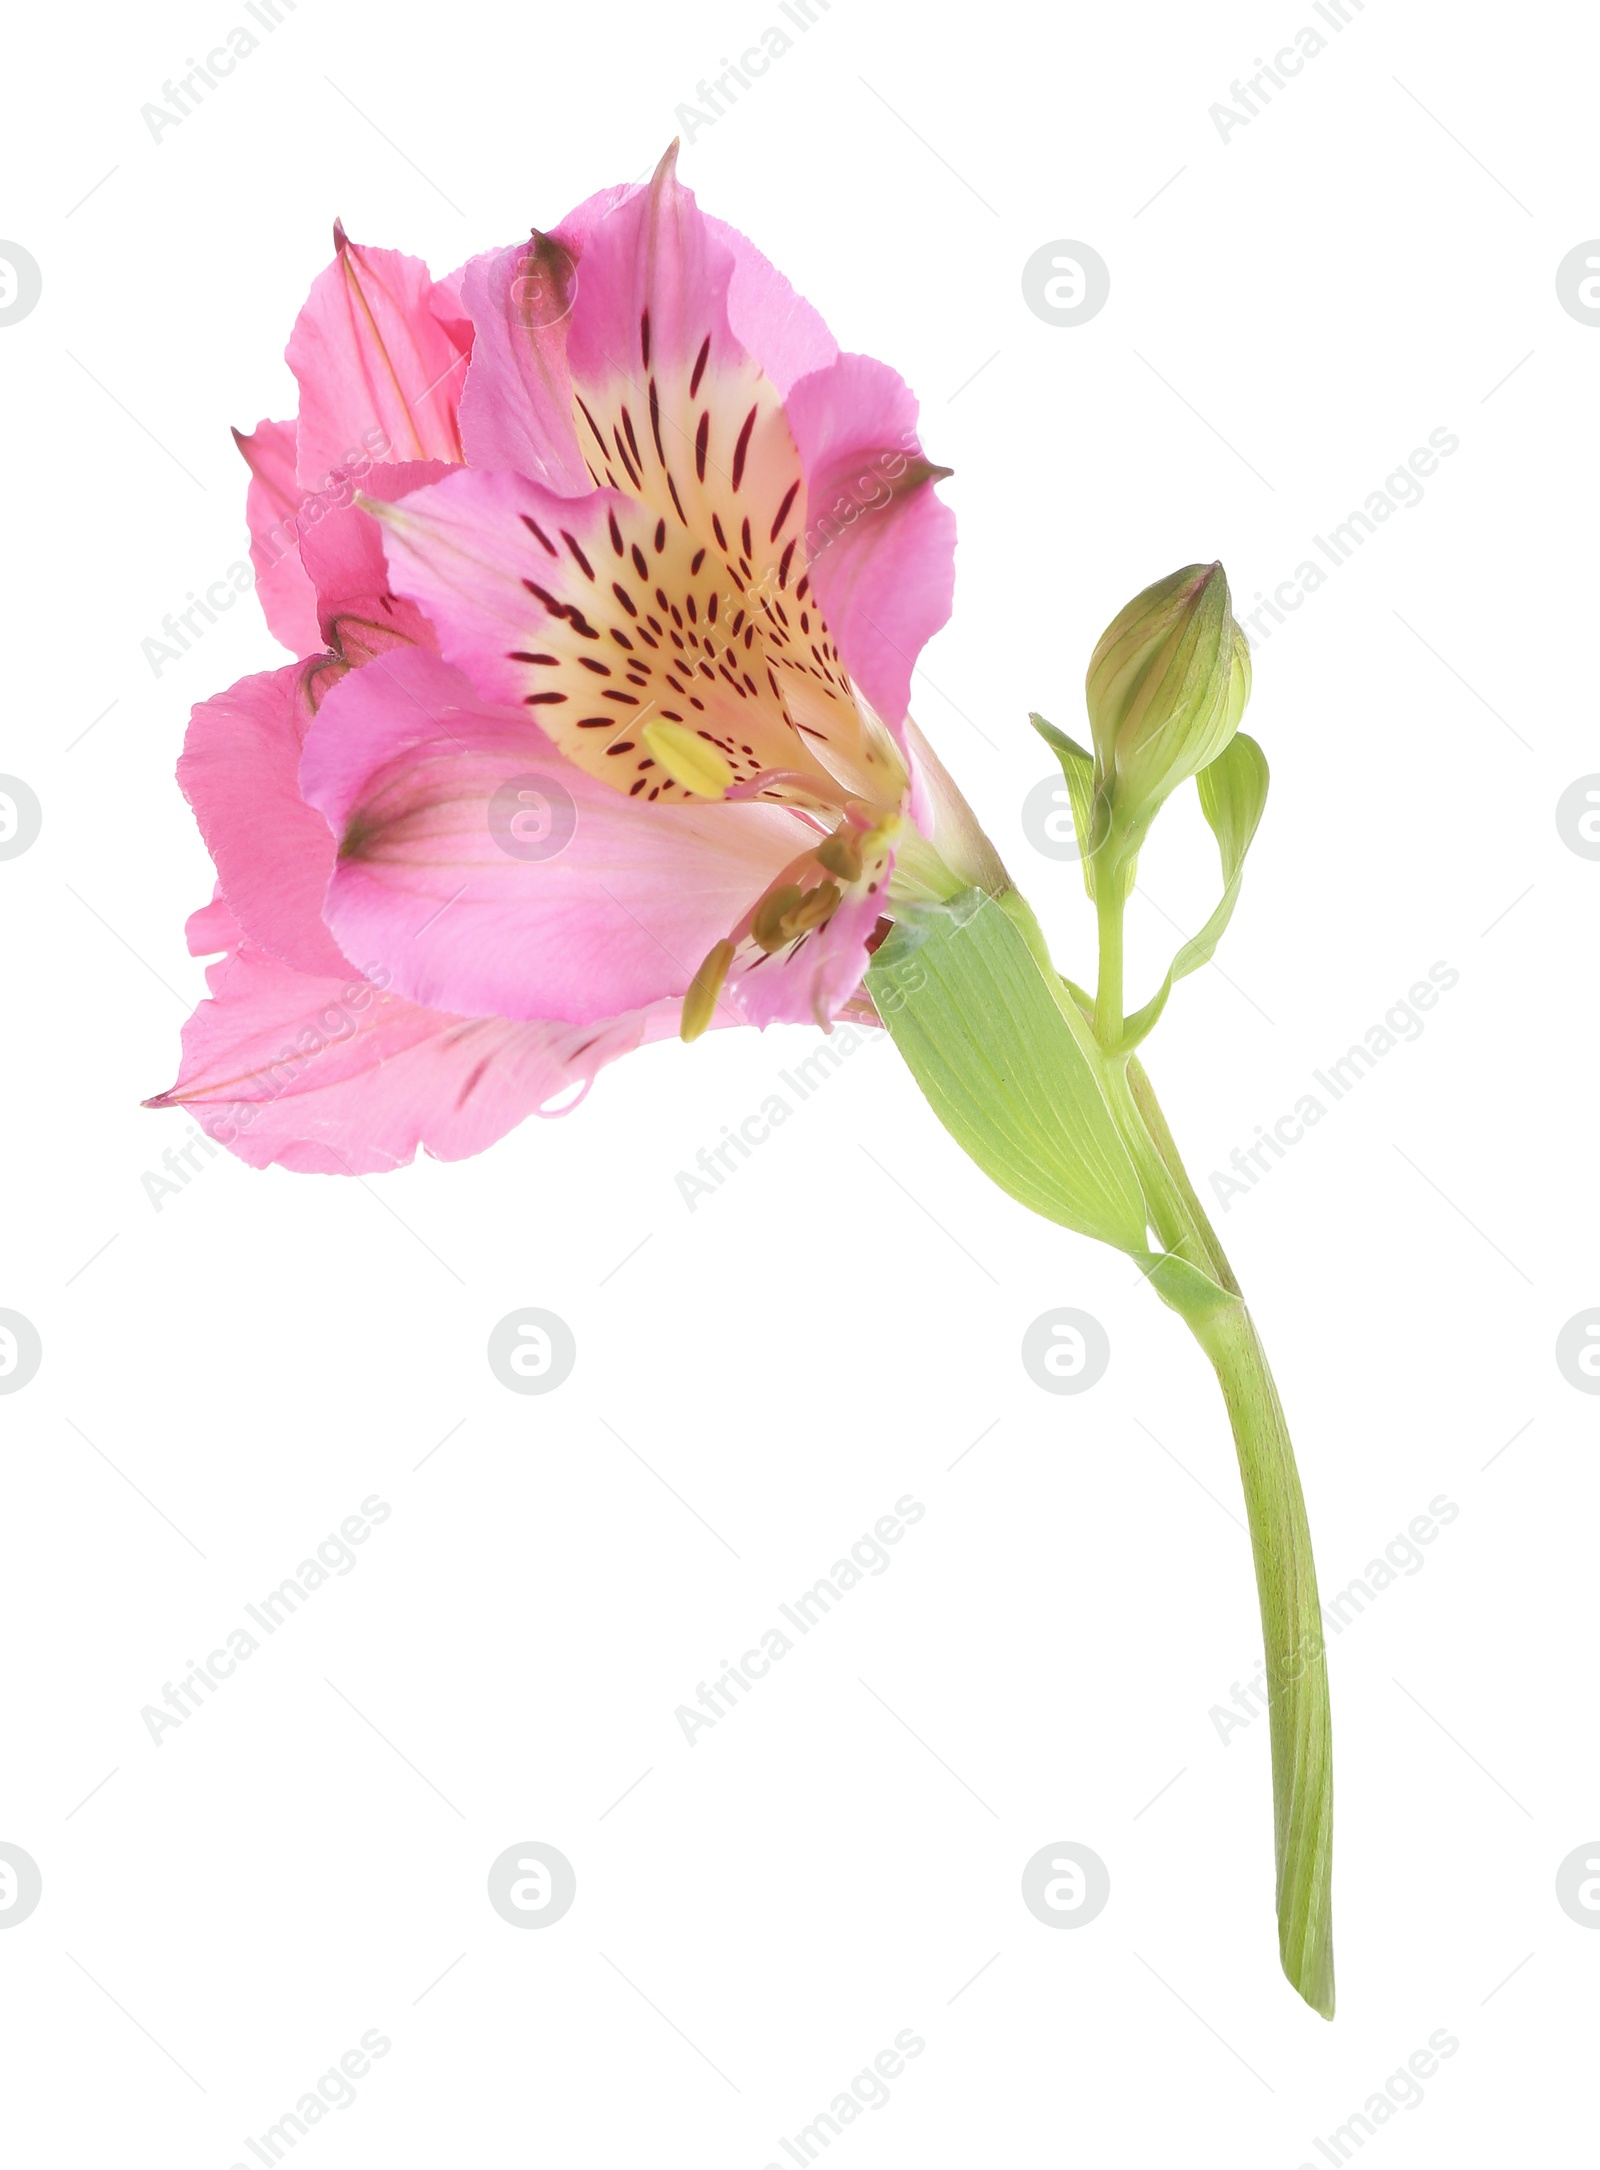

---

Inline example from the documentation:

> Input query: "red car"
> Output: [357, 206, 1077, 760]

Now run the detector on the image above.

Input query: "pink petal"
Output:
[704, 210, 837, 397]
[453, 163, 834, 491]
[431, 256, 472, 323]
[287, 225, 471, 489]
[178, 665, 349, 978]
[356, 464, 597, 713]
[187, 888, 242, 966]
[297, 458, 454, 663]
[524, 151, 939, 793]
[299, 649, 808, 1024]
[728, 878, 888, 1032]
[565, 143, 743, 400]
[455, 237, 590, 493]
[454, 184, 631, 491]
[234, 418, 323, 656]
[553, 150, 818, 590]
[552, 151, 834, 612]
[784, 352, 956, 729]
[149, 937, 679, 1174]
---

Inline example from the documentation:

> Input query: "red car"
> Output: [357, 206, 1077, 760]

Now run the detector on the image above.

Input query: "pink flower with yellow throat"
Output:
[151, 145, 979, 1173]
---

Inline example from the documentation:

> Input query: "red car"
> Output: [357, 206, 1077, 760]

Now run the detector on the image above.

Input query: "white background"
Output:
[2, 0, 1596, 2163]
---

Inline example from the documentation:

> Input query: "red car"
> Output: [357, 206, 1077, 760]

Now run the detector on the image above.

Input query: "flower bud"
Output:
[1085, 563, 1251, 832]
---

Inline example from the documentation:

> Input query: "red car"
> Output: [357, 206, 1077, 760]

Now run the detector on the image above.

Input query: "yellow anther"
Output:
[641, 721, 735, 799]
[680, 939, 736, 1042]
[781, 880, 841, 937]
[814, 829, 864, 882]
[751, 879, 843, 954]
[751, 885, 805, 952]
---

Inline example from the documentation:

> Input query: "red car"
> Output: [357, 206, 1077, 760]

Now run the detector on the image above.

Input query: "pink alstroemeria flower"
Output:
[150, 148, 964, 1174]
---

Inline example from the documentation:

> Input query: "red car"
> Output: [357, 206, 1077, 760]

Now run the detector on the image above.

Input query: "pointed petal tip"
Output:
[653, 140, 682, 186]
[333, 216, 350, 252]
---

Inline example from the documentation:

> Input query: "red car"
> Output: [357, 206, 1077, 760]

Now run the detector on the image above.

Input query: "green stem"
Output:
[1126, 1055, 1239, 1296]
[1187, 1296, 1336, 2017]
[999, 878, 1334, 2011]
[1093, 875, 1124, 1047]
[1108, 1053, 1335, 2015]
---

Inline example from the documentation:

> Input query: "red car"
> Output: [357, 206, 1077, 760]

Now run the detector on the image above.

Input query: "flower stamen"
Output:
[680, 937, 736, 1041]
[750, 878, 841, 952]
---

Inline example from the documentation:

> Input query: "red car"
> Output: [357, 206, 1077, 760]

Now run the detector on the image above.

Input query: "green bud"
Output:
[1085, 563, 1251, 835]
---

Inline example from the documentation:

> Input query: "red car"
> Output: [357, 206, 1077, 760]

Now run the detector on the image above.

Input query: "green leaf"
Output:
[866, 889, 1150, 1255]
[1141, 1248, 1238, 1322]
[1029, 712, 1113, 899]
[1197, 726, 1270, 877]
[1122, 731, 1269, 1047]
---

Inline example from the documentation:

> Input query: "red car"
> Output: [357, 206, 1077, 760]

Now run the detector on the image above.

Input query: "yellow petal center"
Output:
[641, 720, 735, 800]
